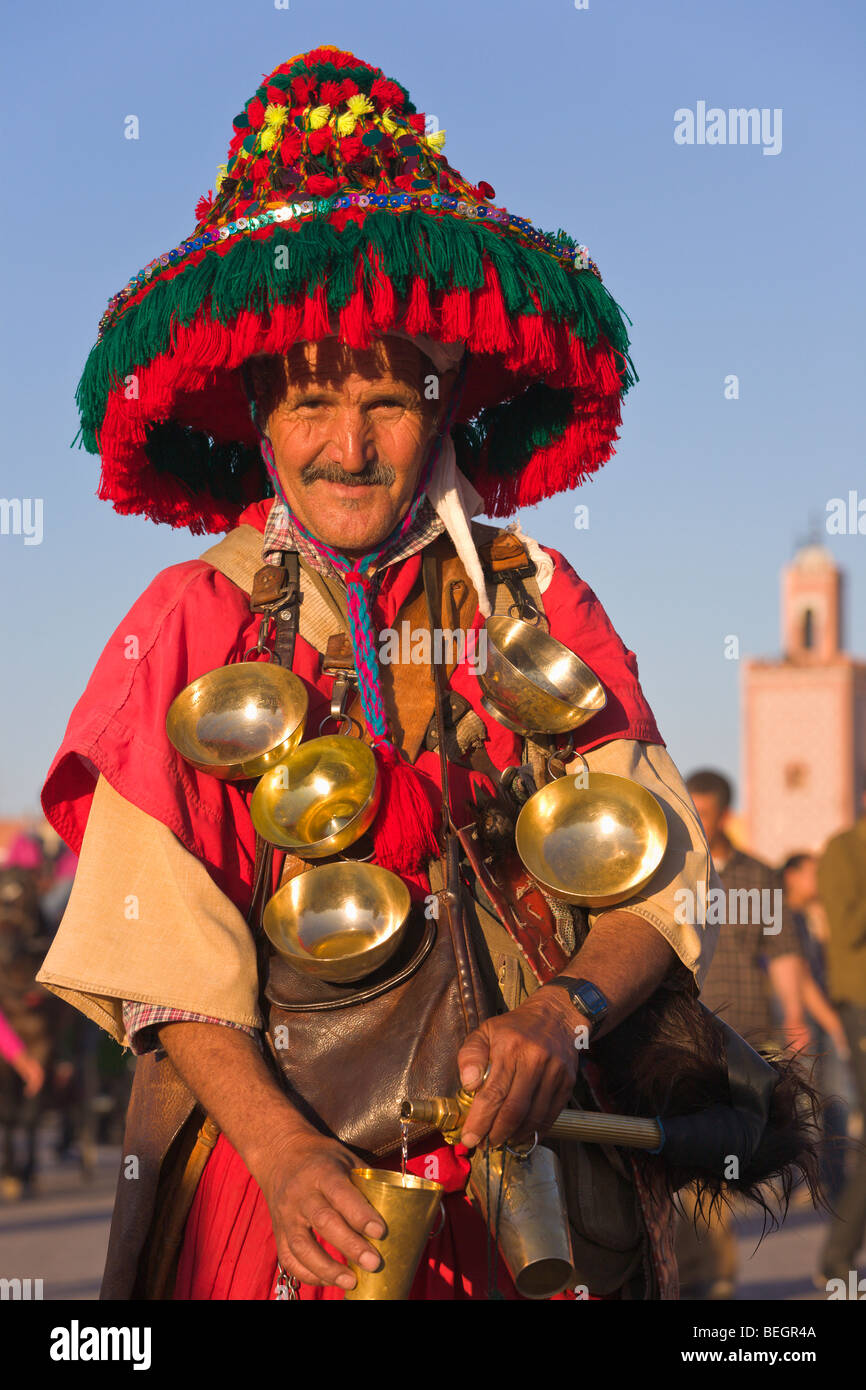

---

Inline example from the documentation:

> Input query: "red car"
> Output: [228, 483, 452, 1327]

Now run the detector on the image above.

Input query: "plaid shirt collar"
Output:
[261, 496, 444, 590]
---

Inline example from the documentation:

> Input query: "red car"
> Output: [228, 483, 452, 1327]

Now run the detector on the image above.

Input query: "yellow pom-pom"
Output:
[309, 104, 332, 130]
[380, 107, 400, 135]
[426, 127, 446, 151]
[264, 103, 288, 129]
[336, 111, 358, 136]
[346, 93, 375, 117]
[259, 127, 277, 151]
[215, 162, 228, 191]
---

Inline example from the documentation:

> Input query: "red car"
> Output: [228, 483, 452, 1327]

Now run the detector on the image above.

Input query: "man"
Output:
[675, 769, 806, 1298]
[817, 784, 866, 1282]
[686, 770, 804, 1049]
[781, 853, 849, 1209]
[37, 46, 798, 1301]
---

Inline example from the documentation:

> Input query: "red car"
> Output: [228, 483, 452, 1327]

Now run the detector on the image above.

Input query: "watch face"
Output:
[574, 981, 607, 1016]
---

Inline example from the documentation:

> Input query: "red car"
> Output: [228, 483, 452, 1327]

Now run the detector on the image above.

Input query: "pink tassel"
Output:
[370, 745, 441, 875]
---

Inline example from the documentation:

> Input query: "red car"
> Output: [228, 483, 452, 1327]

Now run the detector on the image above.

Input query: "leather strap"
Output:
[422, 548, 487, 1034]
[273, 552, 301, 668]
[274, 919, 438, 1012]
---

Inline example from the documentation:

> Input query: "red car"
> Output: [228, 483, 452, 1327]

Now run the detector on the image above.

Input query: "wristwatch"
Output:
[541, 977, 609, 1032]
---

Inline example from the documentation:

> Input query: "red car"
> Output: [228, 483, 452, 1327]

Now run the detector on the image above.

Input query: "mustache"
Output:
[301, 460, 397, 488]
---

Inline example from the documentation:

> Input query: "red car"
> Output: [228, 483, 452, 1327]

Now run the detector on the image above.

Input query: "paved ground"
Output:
[0, 1132, 119, 1301]
[0, 1126, 861, 1301]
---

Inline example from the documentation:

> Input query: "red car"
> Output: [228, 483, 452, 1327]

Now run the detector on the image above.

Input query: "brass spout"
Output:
[400, 1084, 477, 1145]
[402, 1091, 663, 1152]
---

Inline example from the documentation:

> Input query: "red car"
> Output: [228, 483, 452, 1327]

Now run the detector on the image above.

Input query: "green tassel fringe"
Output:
[76, 211, 634, 455]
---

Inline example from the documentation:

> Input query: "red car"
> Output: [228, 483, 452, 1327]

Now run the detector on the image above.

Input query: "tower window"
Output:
[802, 608, 815, 649]
[784, 762, 808, 790]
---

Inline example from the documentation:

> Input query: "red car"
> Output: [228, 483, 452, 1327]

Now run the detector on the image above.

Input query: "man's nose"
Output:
[327, 407, 376, 473]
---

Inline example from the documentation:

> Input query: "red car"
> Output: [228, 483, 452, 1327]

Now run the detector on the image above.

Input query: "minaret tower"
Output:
[743, 545, 866, 861]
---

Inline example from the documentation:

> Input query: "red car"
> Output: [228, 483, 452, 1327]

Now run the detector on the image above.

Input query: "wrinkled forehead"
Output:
[285, 335, 432, 391]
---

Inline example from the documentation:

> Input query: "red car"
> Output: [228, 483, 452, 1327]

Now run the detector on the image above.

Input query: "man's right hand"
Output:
[157, 1021, 387, 1292]
[253, 1130, 387, 1290]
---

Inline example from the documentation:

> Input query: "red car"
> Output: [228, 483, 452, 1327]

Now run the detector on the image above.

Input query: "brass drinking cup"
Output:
[262, 861, 411, 983]
[478, 616, 606, 735]
[468, 1144, 576, 1299]
[250, 735, 380, 857]
[344, 1168, 444, 1301]
[515, 771, 668, 908]
[166, 663, 308, 780]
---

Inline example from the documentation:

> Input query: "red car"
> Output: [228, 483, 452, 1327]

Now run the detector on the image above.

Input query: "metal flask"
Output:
[343, 1169, 445, 1300]
[468, 1144, 576, 1299]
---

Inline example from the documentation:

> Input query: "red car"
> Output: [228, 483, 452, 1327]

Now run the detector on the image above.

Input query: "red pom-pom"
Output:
[308, 126, 333, 155]
[291, 74, 316, 104]
[319, 80, 343, 106]
[306, 173, 340, 195]
[194, 191, 215, 222]
[247, 98, 265, 129]
[408, 113, 426, 135]
[393, 173, 415, 192]
[476, 180, 496, 200]
[252, 157, 270, 182]
[339, 134, 364, 163]
[280, 128, 304, 164]
[371, 76, 406, 112]
[265, 85, 287, 105]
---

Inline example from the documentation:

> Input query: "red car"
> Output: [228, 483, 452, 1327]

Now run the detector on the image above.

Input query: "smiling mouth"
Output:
[319, 478, 382, 494]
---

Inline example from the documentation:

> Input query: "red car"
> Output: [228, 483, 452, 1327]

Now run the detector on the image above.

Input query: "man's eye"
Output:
[370, 398, 405, 411]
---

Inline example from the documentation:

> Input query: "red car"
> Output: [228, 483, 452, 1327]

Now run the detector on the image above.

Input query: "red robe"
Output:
[42, 500, 667, 1300]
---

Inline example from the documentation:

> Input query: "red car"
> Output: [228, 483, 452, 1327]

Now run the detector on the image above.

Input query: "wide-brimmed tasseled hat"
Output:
[76, 45, 636, 534]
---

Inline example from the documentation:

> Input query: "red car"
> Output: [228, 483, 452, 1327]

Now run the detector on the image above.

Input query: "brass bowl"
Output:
[515, 772, 668, 907]
[251, 735, 380, 857]
[478, 617, 606, 735]
[263, 861, 412, 983]
[166, 662, 308, 780]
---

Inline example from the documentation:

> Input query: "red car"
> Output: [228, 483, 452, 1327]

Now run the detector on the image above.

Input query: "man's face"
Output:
[784, 857, 818, 909]
[689, 791, 726, 843]
[262, 337, 448, 557]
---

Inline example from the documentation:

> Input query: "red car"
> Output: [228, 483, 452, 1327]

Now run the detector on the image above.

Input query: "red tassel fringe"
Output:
[369, 746, 441, 875]
[94, 259, 626, 533]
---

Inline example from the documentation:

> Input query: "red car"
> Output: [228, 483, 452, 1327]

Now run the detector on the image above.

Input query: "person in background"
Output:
[781, 853, 849, 1207]
[674, 768, 805, 1299]
[0, 1007, 44, 1098]
[816, 781, 866, 1284]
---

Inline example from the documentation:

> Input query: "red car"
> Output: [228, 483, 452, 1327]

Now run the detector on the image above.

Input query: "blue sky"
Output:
[1, 0, 864, 818]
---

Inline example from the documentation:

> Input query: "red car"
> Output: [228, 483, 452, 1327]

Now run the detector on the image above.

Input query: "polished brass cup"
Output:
[250, 735, 380, 857]
[469, 1145, 576, 1299]
[344, 1168, 444, 1301]
[166, 663, 308, 780]
[262, 861, 411, 983]
[478, 616, 606, 735]
[515, 771, 668, 907]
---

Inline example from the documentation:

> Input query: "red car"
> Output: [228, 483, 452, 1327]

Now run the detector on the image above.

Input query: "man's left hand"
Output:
[456, 992, 579, 1149]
